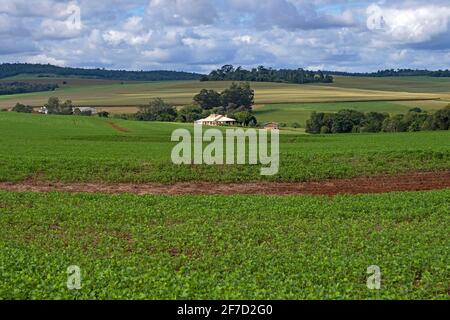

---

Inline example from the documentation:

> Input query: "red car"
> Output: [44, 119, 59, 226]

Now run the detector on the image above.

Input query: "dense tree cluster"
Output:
[0, 81, 58, 95]
[327, 69, 450, 78]
[134, 82, 257, 126]
[201, 65, 333, 84]
[0, 63, 202, 81]
[11, 103, 33, 113]
[136, 98, 178, 122]
[44, 97, 75, 115]
[306, 106, 450, 134]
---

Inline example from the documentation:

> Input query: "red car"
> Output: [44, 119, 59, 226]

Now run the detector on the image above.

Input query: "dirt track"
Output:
[0, 171, 449, 196]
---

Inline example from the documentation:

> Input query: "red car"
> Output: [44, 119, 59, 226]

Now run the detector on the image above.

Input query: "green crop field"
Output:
[1, 77, 450, 301]
[1, 190, 449, 299]
[1, 112, 450, 183]
[0, 76, 443, 109]
[254, 100, 448, 126]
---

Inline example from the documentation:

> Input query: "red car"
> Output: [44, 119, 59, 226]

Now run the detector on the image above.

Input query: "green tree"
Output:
[44, 97, 61, 114]
[136, 98, 177, 122]
[232, 111, 257, 126]
[177, 105, 203, 123]
[220, 82, 254, 110]
[193, 89, 221, 109]
[431, 106, 450, 130]
[12, 103, 33, 113]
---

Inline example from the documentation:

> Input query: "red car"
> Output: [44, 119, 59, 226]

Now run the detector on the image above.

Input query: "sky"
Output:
[1, 0, 450, 73]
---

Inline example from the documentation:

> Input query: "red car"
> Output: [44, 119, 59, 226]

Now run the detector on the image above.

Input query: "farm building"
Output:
[38, 106, 98, 115]
[195, 114, 236, 126]
[73, 107, 97, 115]
[264, 122, 279, 130]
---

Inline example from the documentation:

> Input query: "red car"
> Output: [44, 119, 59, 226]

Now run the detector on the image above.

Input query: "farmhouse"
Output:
[195, 114, 236, 126]
[264, 122, 279, 130]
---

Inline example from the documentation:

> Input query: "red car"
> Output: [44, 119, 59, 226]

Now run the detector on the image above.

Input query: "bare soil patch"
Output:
[0, 171, 449, 196]
[106, 120, 130, 133]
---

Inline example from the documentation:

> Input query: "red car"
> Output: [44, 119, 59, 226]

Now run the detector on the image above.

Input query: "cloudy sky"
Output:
[1, 0, 450, 73]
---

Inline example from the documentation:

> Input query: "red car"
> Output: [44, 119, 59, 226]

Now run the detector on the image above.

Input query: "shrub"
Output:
[177, 105, 203, 123]
[320, 126, 330, 134]
[136, 98, 177, 122]
[12, 103, 33, 113]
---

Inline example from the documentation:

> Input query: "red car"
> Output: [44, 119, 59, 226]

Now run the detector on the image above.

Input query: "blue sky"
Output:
[1, 0, 450, 73]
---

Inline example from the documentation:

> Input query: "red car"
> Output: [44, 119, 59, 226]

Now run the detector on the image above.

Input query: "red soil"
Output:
[0, 171, 449, 196]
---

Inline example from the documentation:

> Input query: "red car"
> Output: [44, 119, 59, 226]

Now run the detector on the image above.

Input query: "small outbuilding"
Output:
[264, 122, 279, 130]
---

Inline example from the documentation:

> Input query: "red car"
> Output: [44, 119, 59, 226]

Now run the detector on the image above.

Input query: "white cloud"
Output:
[367, 4, 450, 43]
[25, 54, 66, 66]
[146, 0, 218, 26]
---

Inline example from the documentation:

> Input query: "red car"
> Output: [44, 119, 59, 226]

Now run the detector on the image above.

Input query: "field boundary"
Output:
[1, 171, 449, 196]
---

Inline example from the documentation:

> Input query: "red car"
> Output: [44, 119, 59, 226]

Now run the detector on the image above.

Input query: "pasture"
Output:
[1, 112, 449, 183]
[0, 77, 444, 110]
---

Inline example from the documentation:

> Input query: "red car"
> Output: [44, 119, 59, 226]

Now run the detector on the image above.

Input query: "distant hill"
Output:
[326, 69, 450, 78]
[0, 63, 203, 81]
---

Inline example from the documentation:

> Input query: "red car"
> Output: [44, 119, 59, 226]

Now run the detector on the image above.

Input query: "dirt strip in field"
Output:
[0, 171, 449, 196]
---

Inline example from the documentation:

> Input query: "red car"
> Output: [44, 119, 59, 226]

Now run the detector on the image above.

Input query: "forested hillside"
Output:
[201, 65, 334, 84]
[0, 63, 203, 81]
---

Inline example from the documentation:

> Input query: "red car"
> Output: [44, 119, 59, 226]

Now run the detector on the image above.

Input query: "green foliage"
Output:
[193, 89, 221, 110]
[0, 81, 58, 95]
[204, 65, 334, 84]
[12, 103, 33, 113]
[73, 108, 92, 116]
[97, 111, 109, 118]
[432, 108, 450, 130]
[0, 63, 202, 81]
[0, 190, 448, 299]
[220, 82, 254, 111]
[44, 97, 74, 115]
[231, 111, 257, 126]
[136, 98, 177, 122]
[176, 105, 203, 123]
[307, 107, 450, 134]
[320, 125, 330, 134]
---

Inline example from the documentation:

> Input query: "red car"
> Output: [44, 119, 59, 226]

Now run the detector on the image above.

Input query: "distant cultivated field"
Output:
[0, 77, 443, 109]
[328, 76, 450, 94]
[1, 112, 449, 183]
[254, 100, 447, 126]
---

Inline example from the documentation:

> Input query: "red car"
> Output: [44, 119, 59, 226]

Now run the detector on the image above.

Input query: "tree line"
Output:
[0, 63, 202, 81]
[201, 65, 333, 84]
[327, 69, 450, 78]
[0, 81, 58, 95]
[306, 106, 450, 134]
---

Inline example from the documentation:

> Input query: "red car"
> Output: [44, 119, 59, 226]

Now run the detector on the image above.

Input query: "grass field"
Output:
[1, 112, 449, 183]
[254, 100, 447, 126]
[0, 77, 444, 109]
[1, 190, 448, 299]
